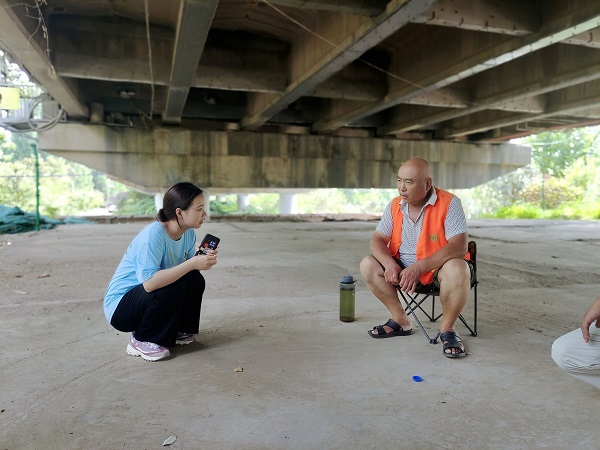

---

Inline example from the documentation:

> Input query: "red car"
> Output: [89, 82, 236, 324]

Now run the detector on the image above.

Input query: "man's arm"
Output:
[370, 231, 402, 285]
[581, 296, 600, 342]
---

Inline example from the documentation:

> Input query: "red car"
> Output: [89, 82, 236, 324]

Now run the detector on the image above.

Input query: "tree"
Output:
[0, 138, 106, 217]
[522, 127, 600, 177]
[460, 126, 600, 217]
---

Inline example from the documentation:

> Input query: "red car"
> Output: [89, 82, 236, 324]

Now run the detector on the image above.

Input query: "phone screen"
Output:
[196, 234, 220, 255]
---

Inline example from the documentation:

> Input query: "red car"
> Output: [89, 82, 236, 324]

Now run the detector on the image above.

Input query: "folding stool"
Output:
[397, 241, 478, 344]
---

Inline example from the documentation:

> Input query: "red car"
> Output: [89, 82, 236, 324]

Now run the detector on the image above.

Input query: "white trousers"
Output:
[551, 324, 600, 389]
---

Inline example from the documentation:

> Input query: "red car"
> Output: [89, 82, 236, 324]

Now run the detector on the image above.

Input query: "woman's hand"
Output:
[143, 249, 218, 292]
[193, 249, 218, 271]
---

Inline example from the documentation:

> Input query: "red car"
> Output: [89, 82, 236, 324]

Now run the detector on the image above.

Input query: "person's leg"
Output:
[436, 258, 471, 356]
[436, 258, 471, 333]
[176, 270, 206, 334]
[110, 284, 148, 333]
[552, 327, 600, 389]
[359, 255, 412, 334]
[111, 280, 188, 347]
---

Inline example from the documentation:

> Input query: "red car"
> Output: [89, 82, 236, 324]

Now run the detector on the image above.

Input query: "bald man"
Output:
[359, 157, 474, 358]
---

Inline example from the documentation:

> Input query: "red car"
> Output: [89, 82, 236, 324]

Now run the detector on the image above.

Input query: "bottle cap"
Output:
[341, 275, 354, 284]
[412, 375, 423, 382]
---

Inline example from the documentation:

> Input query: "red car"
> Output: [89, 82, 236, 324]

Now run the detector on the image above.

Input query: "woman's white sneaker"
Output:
[126, 335, 170, 361]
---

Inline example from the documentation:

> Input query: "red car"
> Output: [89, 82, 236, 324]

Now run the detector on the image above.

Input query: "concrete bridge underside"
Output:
[6, 0, 599, 195]
[39, 123, 530, 195]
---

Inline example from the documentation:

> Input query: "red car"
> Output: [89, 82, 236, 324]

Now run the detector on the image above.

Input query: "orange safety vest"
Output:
[389, 187, 469, 285]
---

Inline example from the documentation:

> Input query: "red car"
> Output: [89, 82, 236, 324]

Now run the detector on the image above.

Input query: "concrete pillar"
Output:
[204, 189, 211, 221]
[237, 194, 249, 212]
[278, 192, 297, 215]
[154, 192, 164, 212]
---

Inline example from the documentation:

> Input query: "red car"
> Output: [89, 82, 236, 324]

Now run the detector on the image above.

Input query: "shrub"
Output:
[486, 203, 543, 219]
[519, 176, 582, 209]
[210, 200, 237, 214]
[115, 191, 156, 215]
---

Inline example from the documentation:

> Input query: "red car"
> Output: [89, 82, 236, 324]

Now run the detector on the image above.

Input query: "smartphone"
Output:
[195, 233, 220, 255]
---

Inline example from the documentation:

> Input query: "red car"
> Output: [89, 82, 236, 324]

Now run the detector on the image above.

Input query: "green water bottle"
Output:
[340, 275, 355, 322]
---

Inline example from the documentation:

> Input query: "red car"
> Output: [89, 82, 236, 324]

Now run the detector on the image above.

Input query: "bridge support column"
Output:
[278, 192, 297, 215]
[154, 193, 164, 212]
[237, 194, 249, 212]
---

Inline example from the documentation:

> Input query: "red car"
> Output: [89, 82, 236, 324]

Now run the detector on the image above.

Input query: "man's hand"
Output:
[398, 261, 424, 294]
[581, 297, 600, 342]
[383, 264, 402, 285]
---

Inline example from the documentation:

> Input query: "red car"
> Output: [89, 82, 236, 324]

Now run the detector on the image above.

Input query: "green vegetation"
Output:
[458, 127, 600, 220]
[114, 190, 156, 216]
[297, 189, 396, 214]
[208, 190, 397, 215]
[0, 133, 105, 218]
[211, 193, 280, 215]
[483, 201, 600, 221]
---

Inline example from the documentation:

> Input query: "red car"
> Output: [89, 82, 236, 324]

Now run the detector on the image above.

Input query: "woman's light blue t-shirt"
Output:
[103, 221, 197, 322]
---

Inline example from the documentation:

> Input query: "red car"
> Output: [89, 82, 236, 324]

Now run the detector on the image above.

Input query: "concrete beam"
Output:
[448, 78, 600, 137]
[49, 15, 387, 103]
[0, 0, 88, 118]
[411, 0, 537, 36]
[405, 88, 469, 109]
[54, 53, 171, 85]
[565, 28, 600, 48]
[314, 0, 600, 132]
[263, 0, 388, 17]
[38, 123, 530, 194]
[54, 52, 283, 93]
[495, 96, 545, 114]
[311, 78, 385, 102]
[241, 0, 437, 130]
[193, 65, 286, 93]
[382, 44, 600, 134]
[50, 15, 288, 98]
[48, 14, 174, 41]
[54, 53, 383, 100]
[412, 0, 600, 48]
[162, 0, 218, 123]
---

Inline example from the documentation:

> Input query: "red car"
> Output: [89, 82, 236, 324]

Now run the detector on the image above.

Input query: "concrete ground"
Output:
[1, 218, 599, 450]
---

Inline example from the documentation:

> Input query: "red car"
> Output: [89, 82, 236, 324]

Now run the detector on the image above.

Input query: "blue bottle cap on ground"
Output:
[341, 275, 354, 283]
[412, 375, 423, 382]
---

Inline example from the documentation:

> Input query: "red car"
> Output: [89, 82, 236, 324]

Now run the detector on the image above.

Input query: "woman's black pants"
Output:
[110, 270, 205, 347]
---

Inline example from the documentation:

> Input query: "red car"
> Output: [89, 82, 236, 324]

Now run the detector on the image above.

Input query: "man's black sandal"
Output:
[368, 319, 413, 338]
[440, 331, 465, 358]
